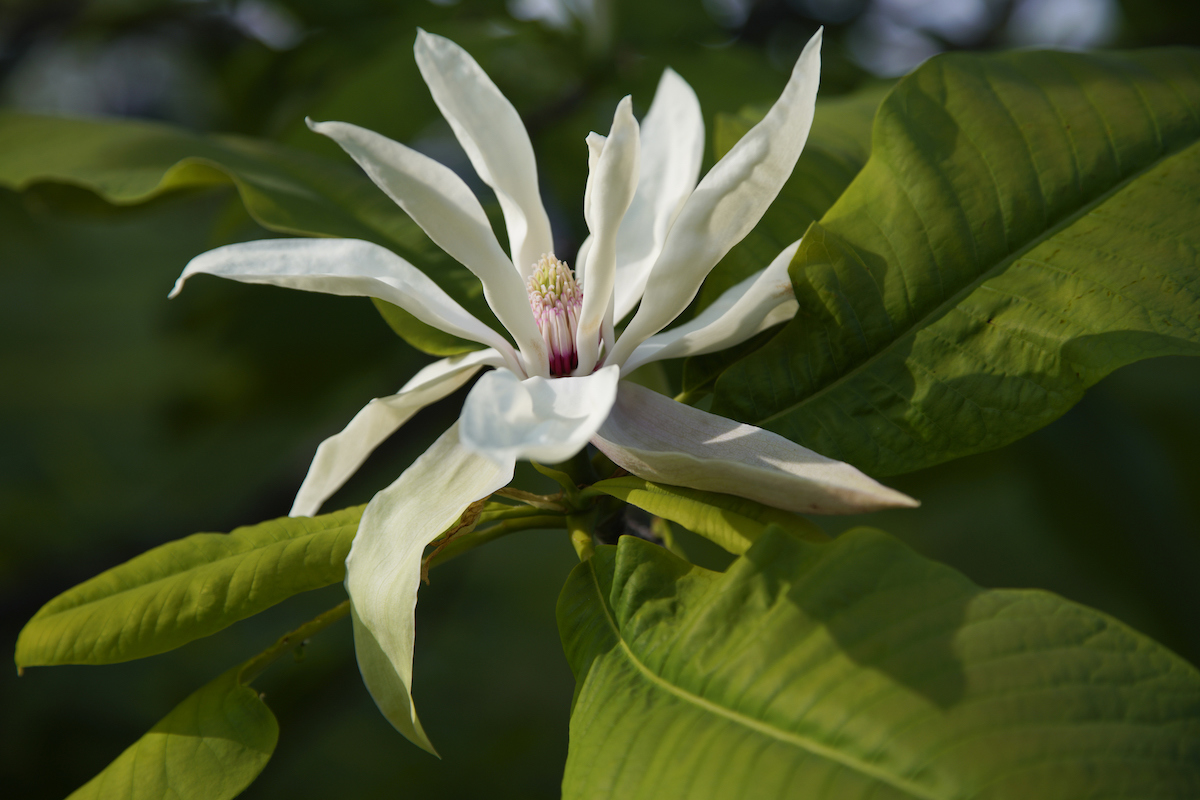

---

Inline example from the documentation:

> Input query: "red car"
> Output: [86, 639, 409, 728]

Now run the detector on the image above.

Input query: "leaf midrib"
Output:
[753, 134, 1200, 431]
[584, 561, 941, 800]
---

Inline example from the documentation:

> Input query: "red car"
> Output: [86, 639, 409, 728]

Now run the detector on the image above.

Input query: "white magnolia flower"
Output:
[171, 28, 916, 753]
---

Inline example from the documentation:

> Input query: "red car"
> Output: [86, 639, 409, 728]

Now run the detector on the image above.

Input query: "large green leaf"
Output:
[587, 476, 825, 554]
[0, 112, 486, 355]
[713, 48, 1200, 476]
[15, 505, 363, 667]
[694, 82, 890, 311]
[67, 664, 278, 800]
[557, 528, 1200, 799]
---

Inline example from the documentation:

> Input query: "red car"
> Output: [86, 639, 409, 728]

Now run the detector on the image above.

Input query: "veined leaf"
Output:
[65, 601, 349, 800]
[695, 82, 890, 310]
[558, 528, 1200, 799]
[16, 505, 363, 667]
[714, 48, 1200, 476]
[588, 475, 825, 554]
[0, 112, 485, 355]
[67, 664, 277, 800]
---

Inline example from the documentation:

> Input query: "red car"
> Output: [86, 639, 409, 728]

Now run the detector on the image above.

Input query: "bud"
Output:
[526, 254, 583, 378]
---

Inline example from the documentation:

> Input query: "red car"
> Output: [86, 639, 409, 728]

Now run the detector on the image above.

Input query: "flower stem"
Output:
[567, 510, 597, 561]
[424, 514, 568, 572]
[238, 600, 350, 684]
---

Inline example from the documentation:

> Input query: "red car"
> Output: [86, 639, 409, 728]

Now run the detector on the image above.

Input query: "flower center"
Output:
[527, 253, 583, 378]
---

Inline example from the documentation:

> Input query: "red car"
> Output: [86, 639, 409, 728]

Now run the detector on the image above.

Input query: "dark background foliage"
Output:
[2, 0, 1198, 797]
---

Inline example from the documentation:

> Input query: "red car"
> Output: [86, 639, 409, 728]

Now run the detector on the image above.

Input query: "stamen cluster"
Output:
[527, 254, 583, 377]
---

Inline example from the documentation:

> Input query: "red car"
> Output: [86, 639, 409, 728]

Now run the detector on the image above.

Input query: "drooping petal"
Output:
[170, 238, 523, 371]
[592, 380, 917, 514]
[460, 365, 621, 464]
[607, 28, 822, 368]
[619, 239, 801, 374]
[290, 349, 504, 517]
[345, 422, 515, 754]
[613, 68, 705, 322]
[575, 98, 639, 375]
[414, 30, 553, 278]
[308, 118, 549, 378]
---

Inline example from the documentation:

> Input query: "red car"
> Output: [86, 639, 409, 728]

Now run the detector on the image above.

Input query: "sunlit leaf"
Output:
[714, 48, 1200, 475]
[558, 528, 1200, 799]
[67, 664, 277, 800]
[588, 475, 825, 554]
[16, 505, 362, 666]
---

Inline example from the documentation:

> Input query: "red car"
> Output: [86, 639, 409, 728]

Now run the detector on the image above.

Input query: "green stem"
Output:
[477, 504, 557, 524]
[238, 600, 350, 684]
[425, 514, 568, 570]
[567, 510, 597, 561]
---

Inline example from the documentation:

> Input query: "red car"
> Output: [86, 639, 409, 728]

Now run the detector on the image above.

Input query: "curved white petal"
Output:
[608, 28, 822, 368]
[613, 68, 705, 322]
[170, 238, 522, 370]
[308, 118, 549, 378]
[290, 349, 503, 517]
[346, 422, 515, 754]
[620, 239, 802, 374]
[592, 380, 918, 514]
[414, 30, 553, 278]
[575, 98, 639, 375]
[460, 365, 621, 464]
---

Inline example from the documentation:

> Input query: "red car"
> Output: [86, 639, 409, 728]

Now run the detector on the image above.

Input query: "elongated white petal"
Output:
[613, 68, 704, 322]
[460, 365, 621, 464]
[346, 422, 515, 754]
[290, 349, 503, 517]
[620, 239, 802, 374]
[608, 28, 822, 368]
[592, 381, 917, 514]
[308, 118, 549, 378]
[170, 238, 522, 370]
[575, 98, 639, 375]
[414, 30, 553, 278]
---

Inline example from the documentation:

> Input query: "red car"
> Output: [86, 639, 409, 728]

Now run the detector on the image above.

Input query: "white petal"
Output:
[592, 380, 918, 514]
[620, 239, 801, 374]
[414, 30, 553, 278]
[613, 68, 705, 322]
[308, 118, 549, 378]
[460, 365, 621, 464]
[290, 349, 503, 517]
[575, 98, 640, 375]
[345, 422, 515, 754]
[608, 28, 822, 368]
[171, 238, 522, 370]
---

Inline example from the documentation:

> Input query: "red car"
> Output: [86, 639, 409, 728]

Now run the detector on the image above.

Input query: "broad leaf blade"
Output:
[0, 112, 486, 355]
[589, 475, 825, 554]
[67, 665, 278, 800]
[695, 82, 889, 310]
[713, 48, 1200, 475]
[558, 528, 1200, 799]
[16, 505, 363, 666]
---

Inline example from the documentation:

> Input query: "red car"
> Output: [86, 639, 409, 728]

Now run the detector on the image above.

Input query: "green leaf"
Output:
[713, 48, 1200, 476]
[15, 505, 363, 667]
[694, 82, 890, 311]
[65, 601, 349, 800]
[67, 664, 278, 800]
[558, 528, 1200, 799]
[587, 476, 825, 554]
[0, 112, 486, 355]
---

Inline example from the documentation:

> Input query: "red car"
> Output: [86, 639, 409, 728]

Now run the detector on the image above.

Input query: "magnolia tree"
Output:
[6, 9, 1200, 800]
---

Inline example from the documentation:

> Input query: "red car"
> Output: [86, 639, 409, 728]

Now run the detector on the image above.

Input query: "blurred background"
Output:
[3, 0, 1199, 797]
